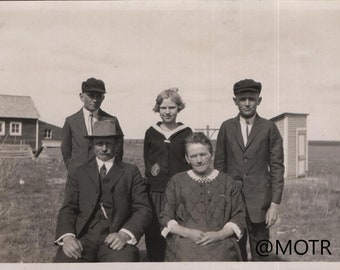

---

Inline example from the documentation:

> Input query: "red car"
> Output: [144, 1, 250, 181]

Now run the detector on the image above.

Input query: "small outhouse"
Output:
[271, 113, 309, 178]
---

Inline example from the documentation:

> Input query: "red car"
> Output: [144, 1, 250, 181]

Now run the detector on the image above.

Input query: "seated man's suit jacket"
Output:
[55, 159, 152, 242]
[214, 114, 284, 223]
[61, 108, 124, 174]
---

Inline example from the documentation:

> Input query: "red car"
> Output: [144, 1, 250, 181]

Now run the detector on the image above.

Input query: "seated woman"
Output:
[159, 132, 245, 261]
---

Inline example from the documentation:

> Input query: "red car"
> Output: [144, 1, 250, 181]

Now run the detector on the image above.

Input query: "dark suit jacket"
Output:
[55, 159, 152, 242]
[61, 108, 124, 174]
[214, 114, 284, 223]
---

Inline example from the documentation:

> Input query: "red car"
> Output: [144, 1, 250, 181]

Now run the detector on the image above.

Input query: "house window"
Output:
[10, 122, 22, 136]
[0, 121, 4, 135]
[44, 129, 52, 139]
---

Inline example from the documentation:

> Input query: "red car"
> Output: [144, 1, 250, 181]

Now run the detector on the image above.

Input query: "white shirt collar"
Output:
[96, 157, 115, 173]
[83, 108, 99, 119]
[239, 114, 256, 125]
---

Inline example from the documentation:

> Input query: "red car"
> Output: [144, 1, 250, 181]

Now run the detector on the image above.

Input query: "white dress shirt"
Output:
[83, 108, 99, 135]
[239, 114, 256, 146]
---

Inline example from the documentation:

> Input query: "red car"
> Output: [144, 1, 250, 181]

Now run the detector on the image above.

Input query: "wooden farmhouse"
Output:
[271, 112, 309, 178]
[0, 94, 62, 154]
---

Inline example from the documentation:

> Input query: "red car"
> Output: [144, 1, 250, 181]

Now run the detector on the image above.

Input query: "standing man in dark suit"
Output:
[61, 77, 124, 174]
[214, 79, 284, 261]
[54, 120, 151, 262]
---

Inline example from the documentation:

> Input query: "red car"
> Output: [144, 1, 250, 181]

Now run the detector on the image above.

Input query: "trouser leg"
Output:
[145, 191, 166, 262]
[98, 244, 139, 262]
[247, 218, 270, 261]
[237, 228, 248, 261]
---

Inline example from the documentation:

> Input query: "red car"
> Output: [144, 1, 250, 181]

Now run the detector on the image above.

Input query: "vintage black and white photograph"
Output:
[0, 0, 339, 269]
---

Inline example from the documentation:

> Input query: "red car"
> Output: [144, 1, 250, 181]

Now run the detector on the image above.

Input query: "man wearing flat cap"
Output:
[61, 77, 124, 174]
[214, 79, 284, 261]
[54, 120, 152, 262]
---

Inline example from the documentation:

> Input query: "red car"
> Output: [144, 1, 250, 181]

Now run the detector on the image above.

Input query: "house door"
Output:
[296, 129, 307, 177]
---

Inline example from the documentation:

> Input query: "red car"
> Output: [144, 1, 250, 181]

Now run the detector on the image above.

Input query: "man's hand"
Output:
[62, 235, 83, 259]
[104, 232, 130, 251]
[266, 202, 279, 228]
[195, 231, 224, 245]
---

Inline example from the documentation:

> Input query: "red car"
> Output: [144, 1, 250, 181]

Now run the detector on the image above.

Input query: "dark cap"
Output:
[85, 120, 122, 139]
[233, 79, 261, 95]
[82, 78, 106, 93]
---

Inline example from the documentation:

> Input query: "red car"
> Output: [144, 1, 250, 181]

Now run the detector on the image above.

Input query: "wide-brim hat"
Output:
[233, 79, 262, 95]
[85, 120, 121, 139]
[82, 77, 106, 93]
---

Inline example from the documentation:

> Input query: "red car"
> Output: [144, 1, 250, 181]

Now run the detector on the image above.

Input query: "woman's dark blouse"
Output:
[143, 122, 192, 192]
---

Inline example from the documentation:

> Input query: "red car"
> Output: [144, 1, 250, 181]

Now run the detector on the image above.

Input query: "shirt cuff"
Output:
[223, 222, 242, 240]
[119, 228, 137, 245]
[54, 233, 76, 246]
[161, 219, 178, 238]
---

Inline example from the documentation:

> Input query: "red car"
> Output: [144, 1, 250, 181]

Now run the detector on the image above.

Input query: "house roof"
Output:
[38, 120, 61, 129]
[270, 112, 309, 122]
[0, 94, 40, 119]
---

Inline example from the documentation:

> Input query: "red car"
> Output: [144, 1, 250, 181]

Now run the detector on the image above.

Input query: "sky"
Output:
[0, 0, 339, 140]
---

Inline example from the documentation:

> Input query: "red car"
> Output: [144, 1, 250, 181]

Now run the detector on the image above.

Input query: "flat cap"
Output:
[233, 79, 261, 95]
[82, 78, 106, 93]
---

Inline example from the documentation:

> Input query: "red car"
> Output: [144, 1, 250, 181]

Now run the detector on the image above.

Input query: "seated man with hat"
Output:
[54, 120, 152, 262]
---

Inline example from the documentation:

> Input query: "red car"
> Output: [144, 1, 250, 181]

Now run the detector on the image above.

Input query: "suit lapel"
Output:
[106, 161, 124, 190]
[97, 109, 109, 121]
[75, 109, 89, 136]
[245, 115, 263, 150]
[86, 159, 100, 189]
[233, 116, 246, 151]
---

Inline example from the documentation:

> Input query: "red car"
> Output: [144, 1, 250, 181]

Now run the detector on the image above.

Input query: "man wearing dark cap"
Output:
[54, 120, 151, 262]
[61, 78, 124, 174]
[214, 79, 284, 261]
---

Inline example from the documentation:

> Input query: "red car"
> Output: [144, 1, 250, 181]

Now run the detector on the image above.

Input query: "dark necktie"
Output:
[99, 164, 109, 219]
[246, 120, 250, 139]
[100, 164, 107, 180]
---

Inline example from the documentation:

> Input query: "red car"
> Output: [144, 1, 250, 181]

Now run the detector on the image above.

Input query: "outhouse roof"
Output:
[270, 112, 309, 122]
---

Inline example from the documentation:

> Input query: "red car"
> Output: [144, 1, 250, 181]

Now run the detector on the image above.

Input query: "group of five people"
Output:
[54, 77, 284, 262]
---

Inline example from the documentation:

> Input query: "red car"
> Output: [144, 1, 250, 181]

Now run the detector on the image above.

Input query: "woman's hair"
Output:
[184, 132, 213, 154]
[153, 88, 186, 113]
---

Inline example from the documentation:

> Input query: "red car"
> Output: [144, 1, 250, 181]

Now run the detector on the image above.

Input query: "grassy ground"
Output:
[0, 142, 339, 262]
[272, 175, 340, 261]
[0, 157, 65, 262]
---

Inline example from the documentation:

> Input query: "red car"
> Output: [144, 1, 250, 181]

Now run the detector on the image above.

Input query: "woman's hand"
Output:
[195, 231, 224, 245]
[186, 229, 206, 243]
[169, 223, 205, 243]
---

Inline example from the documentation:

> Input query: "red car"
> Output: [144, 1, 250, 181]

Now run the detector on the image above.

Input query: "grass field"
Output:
[0, 141, 339, 262]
